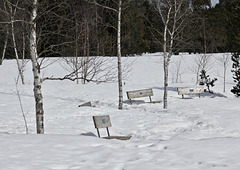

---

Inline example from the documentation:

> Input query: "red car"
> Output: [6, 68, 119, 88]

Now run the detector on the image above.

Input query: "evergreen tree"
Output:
[199, 69, 217, 93]
[121, 0, 146, 55]
[217, 0, 240, 52]
[231, 53, 240, 97]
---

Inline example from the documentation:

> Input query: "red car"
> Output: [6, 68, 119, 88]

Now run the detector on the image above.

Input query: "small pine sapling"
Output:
[231, 53, 240, 97]
[199, 70, 217, 93]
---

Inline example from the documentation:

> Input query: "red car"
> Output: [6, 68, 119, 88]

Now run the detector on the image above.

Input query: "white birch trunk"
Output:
[0, 29, 9, 65]
[159, 0, 187, 109]
[117, 0, 123, 110]
[22, 32, 25, 60]
[30, 0, 44, 134]
[223, 67, 226, 92]
[75, 13, 79, 84]
[162, 6, 171, 109]
[89, 0, 123, 109]
[11, 16, 25, 84]
[8, 0, 24, 84]
[163, 26, 168, 109]
[222, 55, 230, 93]
[202, 19, 207, 56]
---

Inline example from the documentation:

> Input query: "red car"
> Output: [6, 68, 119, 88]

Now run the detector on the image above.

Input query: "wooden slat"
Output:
[177, 86, 204, 95]
[93, 115, 111, 129]
[103, 136, 131, 140]
[127, 88, 153, 99]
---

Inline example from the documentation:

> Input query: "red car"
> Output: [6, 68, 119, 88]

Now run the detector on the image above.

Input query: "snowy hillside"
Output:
[1, 53, 240, 170]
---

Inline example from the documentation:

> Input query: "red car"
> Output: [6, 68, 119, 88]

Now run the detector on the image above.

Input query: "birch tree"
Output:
[0, 0, 26, 84]
[0, 26, 8, 65]
[29, 0, 44, 134]
[28, 0, 98, 133]
[86, 0, 124, 109]
[217, 54, 230, 93]
[0, 0, 44, 133]
[0, 0, 9, 65]
[117, 0, 123, 109]
[8, 0, 25, 84]
[153, 0, 190, 109]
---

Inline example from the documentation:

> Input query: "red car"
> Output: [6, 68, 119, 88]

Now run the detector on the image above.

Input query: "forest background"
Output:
[0, 0, 240, 61]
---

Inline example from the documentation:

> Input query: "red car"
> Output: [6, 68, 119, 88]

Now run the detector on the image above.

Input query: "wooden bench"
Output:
[93, 115, 111, 138]
[92, 115, 131, 140]
[177, 86, 205, 98]
[126, 88, 160, 104]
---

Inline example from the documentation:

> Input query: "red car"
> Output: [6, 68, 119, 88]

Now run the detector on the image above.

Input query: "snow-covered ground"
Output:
[0, 53, 240, 170]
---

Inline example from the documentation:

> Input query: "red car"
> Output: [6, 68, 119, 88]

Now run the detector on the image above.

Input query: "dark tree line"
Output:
[0, 0, 240, 60]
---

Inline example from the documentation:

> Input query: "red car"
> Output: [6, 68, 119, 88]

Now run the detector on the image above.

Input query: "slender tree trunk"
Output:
[0, 28, 9, 65]
[196, 64, 200, 84]
[202, 18, 208, 70]
[75, 38, 79, 84]
[87, 0, 123, 109]
[156, 0, 188, 109]
[83, 23, 87, 84]
[15, 79, 28, 134]
[95, 6, 100, 56]
[83, 20, 90, 84]
[202, 19, 207, 55]
[162, 6, 171, 109]
[223, 56, 229, 93]
[11, 16, 25, 84]
[163, 61, 168, 109]
[163, 31, 168, 109]
[87, 22, 90, 76]
[22, 32, 25, 61]
[117, 0, 123, 110]
[223, 66, 226, 93]
[75, 12, 79, 84]
[30, 0, 44, 134]
[21, 31, 26, 82]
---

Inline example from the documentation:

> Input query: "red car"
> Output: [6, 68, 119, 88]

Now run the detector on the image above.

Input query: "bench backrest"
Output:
[93, 115, 111, 129]
[178, 86, 204, 95]
[127, 88, 153, 99]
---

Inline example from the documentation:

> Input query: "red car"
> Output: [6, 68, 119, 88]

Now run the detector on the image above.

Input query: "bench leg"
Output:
[182, 95, 184, 99]
[129, 99, 132, 105]
[96, 128, 100, 138]
[149, 96, 152, 102]
[106, 127, 110, 137]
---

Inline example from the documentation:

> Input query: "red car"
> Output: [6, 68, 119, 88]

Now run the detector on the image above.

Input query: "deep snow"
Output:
[0, 53, 240, 170]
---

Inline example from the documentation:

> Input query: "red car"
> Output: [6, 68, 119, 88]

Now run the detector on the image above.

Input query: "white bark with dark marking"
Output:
[11, 16, 25, 84]
[0, 28, 8, 65]
[30, 0, 44, 134]
[156, 0, 189, 109]
[117, 0, 123, 110]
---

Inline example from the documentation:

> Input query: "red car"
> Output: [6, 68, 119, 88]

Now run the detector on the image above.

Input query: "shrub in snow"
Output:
[231, 53, 240, 97]
[199, 69, 217, 93]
